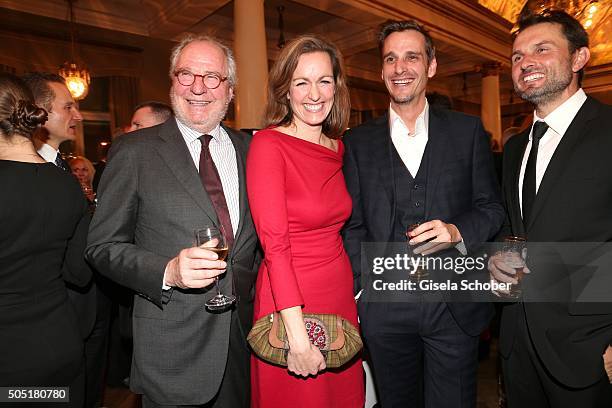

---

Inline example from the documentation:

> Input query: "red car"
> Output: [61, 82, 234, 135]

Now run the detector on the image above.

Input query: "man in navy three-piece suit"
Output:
[342, 20, 504, 408]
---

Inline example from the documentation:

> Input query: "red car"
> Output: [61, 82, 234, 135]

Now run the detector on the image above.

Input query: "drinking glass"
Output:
[406, 223, 429, 281]
[196, 226, 235, 310]
[498, 236, 527, 299]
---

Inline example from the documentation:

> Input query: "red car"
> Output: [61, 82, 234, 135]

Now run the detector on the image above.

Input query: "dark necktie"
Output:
[199, 135, 234, 248]
[522, 121, 549, 227]
[55, 152, 70, 172]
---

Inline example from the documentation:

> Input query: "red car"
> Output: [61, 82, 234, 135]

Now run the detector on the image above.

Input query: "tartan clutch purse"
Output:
[247, 312, 363, 369]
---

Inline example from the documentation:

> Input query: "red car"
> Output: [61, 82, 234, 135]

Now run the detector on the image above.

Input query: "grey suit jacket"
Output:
[86, 119, 259, 405]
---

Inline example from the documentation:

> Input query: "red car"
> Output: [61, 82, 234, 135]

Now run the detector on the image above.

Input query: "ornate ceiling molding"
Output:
[146, 0, 230, 39]
[0, 0, 150, 36]
[293, 0, 514, 64]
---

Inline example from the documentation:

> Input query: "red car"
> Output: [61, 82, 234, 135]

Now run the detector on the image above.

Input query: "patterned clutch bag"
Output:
[247, 312, 363, 369]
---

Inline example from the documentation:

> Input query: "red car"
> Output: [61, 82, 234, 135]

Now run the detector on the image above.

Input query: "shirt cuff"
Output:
[455, 240, 467, 255]
[354, 289, 364, 302]
[162, 264, 172, 290]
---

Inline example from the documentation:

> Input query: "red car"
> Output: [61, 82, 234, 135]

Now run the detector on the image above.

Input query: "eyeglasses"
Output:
[174, 70, 228, 89]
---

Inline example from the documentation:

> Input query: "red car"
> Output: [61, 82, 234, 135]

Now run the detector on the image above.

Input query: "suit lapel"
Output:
[358, 114, 395, 205]
[370, 114, 396, 236]
[224, 126, 248, 252]
[527, 97, 599, 230]
[424, 108, 450, 219]
[154, 120, 219, 226]
[509, 130, 529, 236]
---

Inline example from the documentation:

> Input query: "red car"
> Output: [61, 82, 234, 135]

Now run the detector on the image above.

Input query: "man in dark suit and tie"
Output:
[342, 20, 504, 407]
[488, 10, 612, 407]
[23, 73, 84, 170]
[86, 35, 259, 407]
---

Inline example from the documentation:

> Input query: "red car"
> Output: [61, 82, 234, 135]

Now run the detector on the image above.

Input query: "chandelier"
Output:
[531, 1, 611, 30]
[526, 0, 611, 64]
[478, 0, 611, 64]
[277, 6, 286, 49]
[58, 0, 90, 100]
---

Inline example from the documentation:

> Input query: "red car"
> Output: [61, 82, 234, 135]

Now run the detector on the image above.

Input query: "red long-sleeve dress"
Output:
[247, 128, 364, 408]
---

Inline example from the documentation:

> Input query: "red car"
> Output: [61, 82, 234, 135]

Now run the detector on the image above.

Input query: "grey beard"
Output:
[170, 91, 230, 134]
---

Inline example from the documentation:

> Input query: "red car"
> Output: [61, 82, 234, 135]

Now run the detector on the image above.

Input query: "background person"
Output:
[23, 72, 106, 407]
[0, 73, 91, 407]
[22, 72, 83, 169]
[127, 101, 173, 132]
[69, 155, 96, 205]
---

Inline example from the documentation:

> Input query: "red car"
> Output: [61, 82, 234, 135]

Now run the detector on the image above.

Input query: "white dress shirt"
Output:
[175, 118, 240, 236]
[388, 100, 466, 254]
[389, 101, 429, 178]
[163, 119, 240, 289]
[518, 89, 587, 217]
[37, 143, 60, 164]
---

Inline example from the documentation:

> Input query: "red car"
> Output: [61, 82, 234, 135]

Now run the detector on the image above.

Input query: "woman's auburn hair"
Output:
[263, 35, 350, 139]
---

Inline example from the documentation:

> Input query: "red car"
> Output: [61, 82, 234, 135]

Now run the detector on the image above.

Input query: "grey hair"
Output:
[169, 34, 237, 87]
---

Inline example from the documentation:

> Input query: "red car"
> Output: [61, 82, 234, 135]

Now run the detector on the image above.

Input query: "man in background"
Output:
[93, 101, 173, 189]
[23, 73, 82, 169]
[127, 101, 173, 132]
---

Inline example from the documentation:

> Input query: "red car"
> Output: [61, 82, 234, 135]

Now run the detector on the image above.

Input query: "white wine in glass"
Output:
[196, 226, 235, 311]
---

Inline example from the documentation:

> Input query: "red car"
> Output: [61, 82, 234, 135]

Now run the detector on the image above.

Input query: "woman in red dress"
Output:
[247, 35, 364, 407]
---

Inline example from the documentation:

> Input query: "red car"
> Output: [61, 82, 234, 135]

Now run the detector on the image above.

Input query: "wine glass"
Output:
[406, 222, 429, 281]
[196, 226, 236, 311]
[497, 236, 527, 299]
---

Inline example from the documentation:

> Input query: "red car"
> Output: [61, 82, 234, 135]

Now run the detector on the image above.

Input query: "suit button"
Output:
[414, 202, 421, 207]
[413, 183, 419, 190]
[231, 258, 236, 265]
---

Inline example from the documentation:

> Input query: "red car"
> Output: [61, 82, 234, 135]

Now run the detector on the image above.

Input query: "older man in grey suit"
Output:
[86, 35, 259, 408]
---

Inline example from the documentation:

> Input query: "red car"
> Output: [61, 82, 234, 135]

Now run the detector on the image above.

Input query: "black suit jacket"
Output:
[343, 107, 505, 336]
[498, 96, 612, 388]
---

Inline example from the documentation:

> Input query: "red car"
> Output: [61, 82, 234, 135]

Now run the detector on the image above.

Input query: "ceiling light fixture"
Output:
[58, 0, 90, 100]
[277, 6, 286, 49]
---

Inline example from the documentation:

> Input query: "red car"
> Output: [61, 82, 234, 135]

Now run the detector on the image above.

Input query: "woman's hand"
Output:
[80, 183, 96, 202]
[286, 340, 326, 377]
[280, 306, 326, 377]
[84, 190, 96, 202]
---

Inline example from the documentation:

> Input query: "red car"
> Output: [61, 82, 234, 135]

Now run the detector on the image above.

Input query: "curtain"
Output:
[109, 76, 139, 134]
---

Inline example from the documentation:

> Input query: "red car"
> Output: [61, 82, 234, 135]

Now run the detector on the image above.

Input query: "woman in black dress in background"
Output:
[0, 73, 91, 405]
